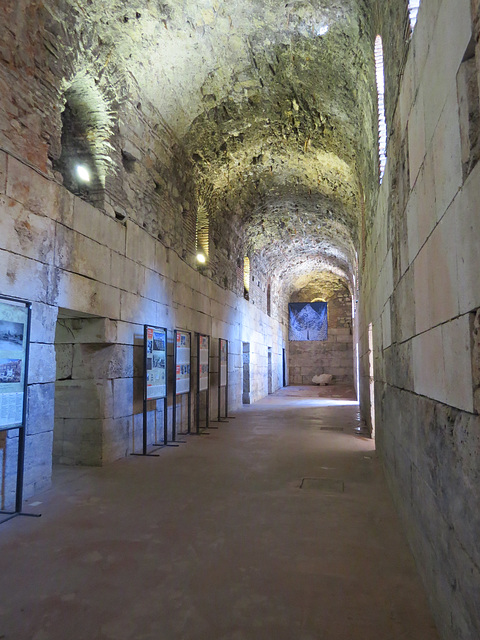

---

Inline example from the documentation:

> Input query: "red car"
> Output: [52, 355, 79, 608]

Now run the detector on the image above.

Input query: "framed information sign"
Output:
[213, 338, 230, 423]
[219, 338, 227, 388]
[199, 335, 209, 392]
[145, 326, 167, 400]
[195, 334, 210, 434]
[0, 299, 30, 431]
[172, 330, 192, 439]
[0, 295, 39, 524]
[135, 325, 169, 456]
[175, 331, 191, 395]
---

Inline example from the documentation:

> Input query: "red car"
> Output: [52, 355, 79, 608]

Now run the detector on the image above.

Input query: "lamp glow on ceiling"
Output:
[76, 164, 91, 183]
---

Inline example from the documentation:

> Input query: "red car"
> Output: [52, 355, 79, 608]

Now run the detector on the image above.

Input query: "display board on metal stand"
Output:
[224, 339, 235, 419]
[194, 334, 211, 434]
[213, 338, 234, 422]
[133, 325, 172, 457]
[0, 295, 40, 525]
[172, 330, 191, 441]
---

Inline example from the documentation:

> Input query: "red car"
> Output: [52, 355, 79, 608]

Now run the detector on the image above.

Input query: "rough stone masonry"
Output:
[1, 1, 480, 639]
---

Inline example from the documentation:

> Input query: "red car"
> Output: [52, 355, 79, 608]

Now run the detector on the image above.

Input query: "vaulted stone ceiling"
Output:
[48, 0, 378, 294]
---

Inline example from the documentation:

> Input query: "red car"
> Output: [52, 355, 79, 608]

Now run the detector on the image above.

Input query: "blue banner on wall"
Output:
[288, 302, 328, 341]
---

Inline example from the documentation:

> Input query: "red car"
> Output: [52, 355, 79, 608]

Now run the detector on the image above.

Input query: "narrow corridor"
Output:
[0, 387, 439, 640]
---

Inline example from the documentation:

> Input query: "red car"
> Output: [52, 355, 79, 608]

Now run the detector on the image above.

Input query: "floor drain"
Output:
[300, 478, 345, 492]
[320, 426, 344, 432]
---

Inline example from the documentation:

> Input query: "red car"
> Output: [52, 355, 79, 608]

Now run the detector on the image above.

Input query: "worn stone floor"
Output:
[0, 386, 439, 640]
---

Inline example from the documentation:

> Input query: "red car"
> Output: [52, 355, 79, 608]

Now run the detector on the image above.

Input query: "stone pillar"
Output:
[53, 315, 133, 466]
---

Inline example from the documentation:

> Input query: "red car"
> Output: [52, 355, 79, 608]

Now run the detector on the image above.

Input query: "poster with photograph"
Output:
[145, 326, 167, 399]
[219, 339, 227, 387]
[288, 302, 328, 341]
[176, 331, 191, 395]
[0, 300, 29, 429]
[199, 335, 209, 392]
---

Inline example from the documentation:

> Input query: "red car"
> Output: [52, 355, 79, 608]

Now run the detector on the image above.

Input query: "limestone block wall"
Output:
[360, 1, 480, 638]
[289, 331, 353, 385]
[53, 316, 137, 466]
[0, 150, 287, 507]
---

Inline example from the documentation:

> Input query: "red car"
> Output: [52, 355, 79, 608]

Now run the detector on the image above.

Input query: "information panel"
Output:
[219, 339, 227, 388]
[175, 331, 191, 395]
[199, 335, 209, 392]
[0, 300, 29, 430]
[145, 326, 167, 400]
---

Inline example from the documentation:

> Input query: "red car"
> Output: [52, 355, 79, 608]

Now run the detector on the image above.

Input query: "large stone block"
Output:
[54, 316, 118, 345]
[102, 416, 131, 462]
[427, 204, 460, 326]
[26, 382, 55, 435]
[173, 281, 195, 310]
[54, 269, 121, 319]
[393, 268, 416, 343]
[55, 379, 114, 420]
[5, 158, 74, 227]
[408, 403, 480, 638]
[413, 203, 459, 333]
[72, 343, 134, 380]
[28, 343, 57, 384]
[24, 430, 53, 496]
[131, 412, 144, 451]
[73, 196, 125, 255]
[413, 242, 431, 335]
[55, 225, 112, 284]
[114, 320, 142, 347]
[0, 195, 56, 263]
[374, 250, 393, 315]
[399, 53, 414, 133]
[407, 155, 436, 265]
[30, 302, 58, 344]
[119, 290, 160, 325]
[456, 162, 480, 314]
[155, 243, 177, 281]
[61, 417, 103, 444]
[110, 253, 144, 296]
[157, 302, 173, 328]
[432, 90, 463, 220]
[6, 156, 56, 218]
[180, 262, 201, 292]
[126, 221, 156, 269]
[56, 418, 103, 466]
[144, 268, 174, 306]
[412, 325, 446, 402]
[442, 314, 474, 412]
[52, 420, 63, 462]
[0, 150, 6, 194]
[409, 0, 434, 84]
[112, 376, 142, 419]
[0, 249, 54, 304]
[408, 89, 426, 189]
[384, 341, 414, 392]
[422, 0, 471, 148]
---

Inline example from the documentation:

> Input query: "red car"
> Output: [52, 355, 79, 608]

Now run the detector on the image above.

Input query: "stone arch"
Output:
[42, 10, 128, 192]
[54, 71, 116, 206]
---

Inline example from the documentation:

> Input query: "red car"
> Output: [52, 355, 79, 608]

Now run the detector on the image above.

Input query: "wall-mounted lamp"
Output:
[76, 164, 91, 183]
[196, 253, 206, 264]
